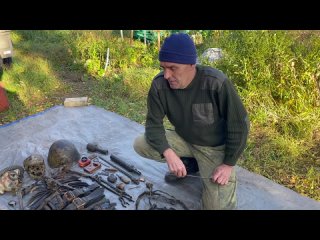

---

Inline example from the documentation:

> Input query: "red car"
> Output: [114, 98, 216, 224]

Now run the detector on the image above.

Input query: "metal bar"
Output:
[167, 173, 212, 179]
[110, 154, 141, 175]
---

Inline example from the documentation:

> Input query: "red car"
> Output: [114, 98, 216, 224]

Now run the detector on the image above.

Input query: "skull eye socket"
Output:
[9, 172, 18, 180]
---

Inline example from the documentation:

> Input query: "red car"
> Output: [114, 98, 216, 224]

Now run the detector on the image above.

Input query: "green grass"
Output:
[1, 30, 320, 201]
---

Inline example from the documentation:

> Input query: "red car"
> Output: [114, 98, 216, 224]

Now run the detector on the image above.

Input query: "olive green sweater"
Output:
[145, 65, 249, 166]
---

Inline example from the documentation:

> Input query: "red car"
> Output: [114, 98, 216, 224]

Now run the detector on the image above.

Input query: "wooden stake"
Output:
[120, 30, 123, 40]
[103, 48, 110, 76]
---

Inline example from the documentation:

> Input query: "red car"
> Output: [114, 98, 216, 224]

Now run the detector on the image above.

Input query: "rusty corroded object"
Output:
[47, 139, 80, 170]
[23, 154, 46, 180]
[0, 165, 24, 194]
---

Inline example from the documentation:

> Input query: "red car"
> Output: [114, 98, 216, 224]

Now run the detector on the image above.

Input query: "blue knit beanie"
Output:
[159, 33, 197, 64]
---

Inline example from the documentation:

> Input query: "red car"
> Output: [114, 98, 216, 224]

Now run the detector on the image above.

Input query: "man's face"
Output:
[160, 62, 195, 89]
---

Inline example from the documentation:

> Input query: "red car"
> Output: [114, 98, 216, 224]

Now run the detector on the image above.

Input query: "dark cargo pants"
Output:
[133, 130, 237, 210]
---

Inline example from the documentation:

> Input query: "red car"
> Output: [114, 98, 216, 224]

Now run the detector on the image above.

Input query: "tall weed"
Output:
[67, 31, 158, 77]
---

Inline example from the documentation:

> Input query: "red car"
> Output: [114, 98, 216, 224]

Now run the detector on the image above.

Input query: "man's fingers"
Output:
[168, 163, 186, 177]
[211, 164, 233, 185]
[177, 166, 187, 177]
[213, 176, 229, 185]
[212, 172, 219, 182]
[216, 177, 223, 184]
[181, 165, 187, 177]
[219, 178, 228, 185]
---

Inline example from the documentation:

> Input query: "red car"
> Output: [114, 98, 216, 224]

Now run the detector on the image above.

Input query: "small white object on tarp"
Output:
[64, 97, 89, 107]
[1, 105, 320, 210]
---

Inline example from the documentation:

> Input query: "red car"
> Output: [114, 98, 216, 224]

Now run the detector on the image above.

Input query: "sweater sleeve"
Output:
[145, 83, 170, 155]
[218, 78, 250, 166]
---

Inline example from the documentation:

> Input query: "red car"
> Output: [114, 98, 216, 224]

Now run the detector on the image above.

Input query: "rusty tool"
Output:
[87, 143, 108, 155]
[110, 154, 141, 175]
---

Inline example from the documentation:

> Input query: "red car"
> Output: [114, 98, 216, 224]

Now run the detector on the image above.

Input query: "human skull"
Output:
[0, 165, 24, 194]
[23, 154, 46, 180]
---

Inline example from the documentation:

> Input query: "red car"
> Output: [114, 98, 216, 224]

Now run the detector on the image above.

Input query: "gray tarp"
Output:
[1, 105, 320, 210]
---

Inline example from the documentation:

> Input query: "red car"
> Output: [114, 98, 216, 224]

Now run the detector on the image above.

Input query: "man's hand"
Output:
[211, 164, 233, 185]
[163, 148, 187, 178]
